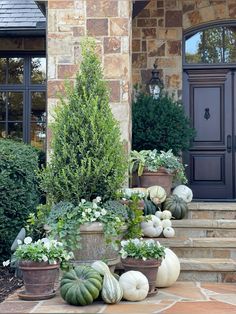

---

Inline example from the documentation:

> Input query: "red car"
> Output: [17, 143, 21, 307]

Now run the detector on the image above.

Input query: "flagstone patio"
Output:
[1, 281, 236, 313]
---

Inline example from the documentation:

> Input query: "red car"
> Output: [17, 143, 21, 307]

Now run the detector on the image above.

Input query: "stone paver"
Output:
[1, 282, 236, 313]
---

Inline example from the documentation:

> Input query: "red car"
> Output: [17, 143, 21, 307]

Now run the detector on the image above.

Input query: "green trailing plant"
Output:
[26, 204, 51, 240]
[132, 91, 195, 155]
[39, 38, 127, 204]
[0, 139, 41, 263]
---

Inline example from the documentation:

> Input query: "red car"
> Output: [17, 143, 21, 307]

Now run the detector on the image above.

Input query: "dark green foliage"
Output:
[40, 38, 127, 204]
[0, 139, 41, 262]
[132, 91, 195, 155]
[103, 200, 130, 222]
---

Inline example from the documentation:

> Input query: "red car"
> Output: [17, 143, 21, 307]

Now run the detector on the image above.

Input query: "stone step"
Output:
[187, 202, 236, 220]
[172, 219, 236, 237]
[156, 237, 236, 259]
[178, 258, 236, 282]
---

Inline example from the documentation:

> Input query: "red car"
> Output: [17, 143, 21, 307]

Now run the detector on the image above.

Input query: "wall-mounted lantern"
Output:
[148, 64, 163, 99]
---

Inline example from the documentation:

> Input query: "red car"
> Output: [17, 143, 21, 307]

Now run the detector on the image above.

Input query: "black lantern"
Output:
[148, 64, 163, 99]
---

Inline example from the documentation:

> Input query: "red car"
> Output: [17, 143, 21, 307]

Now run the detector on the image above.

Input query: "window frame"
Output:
[0, 52, 46, 147]
[183, 21, 236, 69]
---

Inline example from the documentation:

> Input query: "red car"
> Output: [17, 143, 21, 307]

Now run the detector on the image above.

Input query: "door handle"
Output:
[227, 135, 232, 153]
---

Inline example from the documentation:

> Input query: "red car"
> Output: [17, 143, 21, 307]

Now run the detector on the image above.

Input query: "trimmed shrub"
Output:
[132, 92, 195, 155]
[39, 38, 127, 204]
[0, 139, 41, 262]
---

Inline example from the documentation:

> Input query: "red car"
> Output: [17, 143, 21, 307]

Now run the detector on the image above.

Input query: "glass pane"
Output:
[0, 92, 6, 121]
[224, 26, 236, 63]
[31, 91, 46, 123]
[0, 58, 7, 84]
[8, 92, 23, 121]
[0, 123, 6, 138]
[8, 58, 24, 84]
[31, 122, 46, 150]
[31, 58, 46, 84]
[8, 122, 23, 140]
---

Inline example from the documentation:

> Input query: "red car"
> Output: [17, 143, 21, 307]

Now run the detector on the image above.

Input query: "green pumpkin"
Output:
[60, 266, 102, 306]
[163, 195, 188, 219]
[143, 198, 158, 216]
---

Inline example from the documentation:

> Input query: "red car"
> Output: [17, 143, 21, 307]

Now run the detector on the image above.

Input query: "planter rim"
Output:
[142, 168, 173, 176]
[121, 257, 162, 266]
[19, 260, 60, 269]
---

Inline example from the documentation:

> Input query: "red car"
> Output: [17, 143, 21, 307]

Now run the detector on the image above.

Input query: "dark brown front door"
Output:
[183, 69, 235, 199]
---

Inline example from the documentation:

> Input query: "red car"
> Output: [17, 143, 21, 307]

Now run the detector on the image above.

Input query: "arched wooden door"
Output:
[183, 24, 236, 199]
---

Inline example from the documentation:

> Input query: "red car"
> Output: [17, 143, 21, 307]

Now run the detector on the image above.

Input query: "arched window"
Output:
[0, 55, 46, 150]
[185, 25, 236, 64]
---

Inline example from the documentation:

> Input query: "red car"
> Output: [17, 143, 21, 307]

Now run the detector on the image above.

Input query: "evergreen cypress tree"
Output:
[40, 38, 127, 204]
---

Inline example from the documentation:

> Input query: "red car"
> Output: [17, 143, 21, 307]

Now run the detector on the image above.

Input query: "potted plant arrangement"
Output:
[120, 238, 165, 296]
[37, 38, 128, 267]
[129, 149, 187, 194]
[6, 236, 73, 300]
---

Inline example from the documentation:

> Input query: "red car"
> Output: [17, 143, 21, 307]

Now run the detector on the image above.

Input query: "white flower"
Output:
[81, 199, 86, 204]
[142, 257, 147, 261]
[94, 211, 100, 218]
[131, 238, 140, 246]
[42, 255, 48, 262]
[92, 202, 98, 209]
[95, 196, 102, 203]
[119, 249, 128, 259]
[17, 239, 22, 245]
[24, 237, 33, 245]
[120, 240, 127, 247]
[82, 212, 86, 217]
[3, 260, 10, 267]
[101, 208, 107, 216]
[146, 239, 155, 245]
[91, 217, 96, 222]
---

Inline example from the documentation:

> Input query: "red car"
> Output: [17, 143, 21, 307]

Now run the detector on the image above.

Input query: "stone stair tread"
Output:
[155, 237, 236, 248]
[189, 202, 236, 210]
[180, 257, 236, 271]
[172, 219, 236, 228]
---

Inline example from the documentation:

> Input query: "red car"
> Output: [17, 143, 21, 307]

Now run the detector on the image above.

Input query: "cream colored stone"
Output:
[180, 258, 236, 271]
[104, 54, 129, 79]
[157, 29, 182, 40]
[121, 36, 129, 53]
[118, 0, 130, 17]
[48, 56, 56, 79]
[199, 6, 216, 23]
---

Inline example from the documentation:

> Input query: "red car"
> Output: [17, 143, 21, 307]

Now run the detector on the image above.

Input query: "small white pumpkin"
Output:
[161, 210, 172, 220]
[119, 271, 149, 301]
[141, 215, 163, 237]
[161, 219, 172, 228]
[156, 248, 180, 287]
[147, 186, 167, 205]
[173, 185, 193, 203]
[163, 226, 175, 238]
[155, 210, 162, 219]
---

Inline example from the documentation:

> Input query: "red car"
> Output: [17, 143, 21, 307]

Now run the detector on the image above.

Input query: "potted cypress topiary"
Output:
[39, 38, 127, 267]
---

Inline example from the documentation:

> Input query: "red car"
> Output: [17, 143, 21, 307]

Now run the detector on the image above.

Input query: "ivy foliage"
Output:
[39, 38, 127, 204]
[0, 139, 41, 262]
[132, 91, 195, 155]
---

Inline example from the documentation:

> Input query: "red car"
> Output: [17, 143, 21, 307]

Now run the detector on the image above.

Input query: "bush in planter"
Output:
[0, 139, 41, 262]
[39, 38, 127, 204]
[132, 91, 195, 155]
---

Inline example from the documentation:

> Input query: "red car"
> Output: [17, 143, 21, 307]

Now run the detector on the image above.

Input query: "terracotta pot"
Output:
[121, 257, 162, 296]
[73, 222, 126, 270]
[139, 168, 173, 194]
[18, 261, 59, 300]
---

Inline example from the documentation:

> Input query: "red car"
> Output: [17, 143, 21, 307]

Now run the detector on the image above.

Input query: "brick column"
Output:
[47, 0, 132, 152]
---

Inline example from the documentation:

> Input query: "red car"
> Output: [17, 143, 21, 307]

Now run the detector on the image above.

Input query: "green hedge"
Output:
[0, 140, 41, 262]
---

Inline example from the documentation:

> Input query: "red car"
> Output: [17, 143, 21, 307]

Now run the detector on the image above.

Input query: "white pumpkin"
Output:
[156, 248, 180, 287]
[155, 211, 162, 219]
[173, 185, 193, 203]
[161, 219, 172, 228]
[161, 210, 172, 220]
[147, 186, 167, 205]
[119, 271, 149, 301]
[141, 215, 163, 237]
[163, 226, 175, 238]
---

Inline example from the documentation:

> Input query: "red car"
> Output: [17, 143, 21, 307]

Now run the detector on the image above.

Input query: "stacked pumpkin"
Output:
[60, 261, 150, 305]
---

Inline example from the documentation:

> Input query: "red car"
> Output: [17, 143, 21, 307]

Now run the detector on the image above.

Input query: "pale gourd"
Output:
[160, 210, 172, 220]
[155, 210, 162, 219]
[91, 261, 123, 304]
[173, 185, 193, 203]
[163, 226, 175, 238]
[141, 215, 163, 237]
[119, 271, 149, 301]
[147, 186, 167, 205]
[156, 248, 180, 287]
[161, 219, 172, 229]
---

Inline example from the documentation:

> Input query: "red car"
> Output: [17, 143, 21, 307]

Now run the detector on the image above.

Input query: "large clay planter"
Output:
[18, 261, 59, 300]
[121, 258, 162, 296]
[73, 222, 122, 269]
[139, 168, 173, 194]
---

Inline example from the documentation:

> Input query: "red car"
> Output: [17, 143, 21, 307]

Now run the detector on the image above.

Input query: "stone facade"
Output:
[132, 0, 236, 98]
[47, 0, 132, 150]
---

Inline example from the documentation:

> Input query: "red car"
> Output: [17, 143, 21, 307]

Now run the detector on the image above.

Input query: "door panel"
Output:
[183, 69, 233, 199]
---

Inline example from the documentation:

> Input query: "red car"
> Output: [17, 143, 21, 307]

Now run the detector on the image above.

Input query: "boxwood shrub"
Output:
[0, 139, 41, 262]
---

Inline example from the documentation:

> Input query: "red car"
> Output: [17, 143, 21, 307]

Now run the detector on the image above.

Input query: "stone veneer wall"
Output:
[132, 0, 236, 98]
[47, 0, 132, 151]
